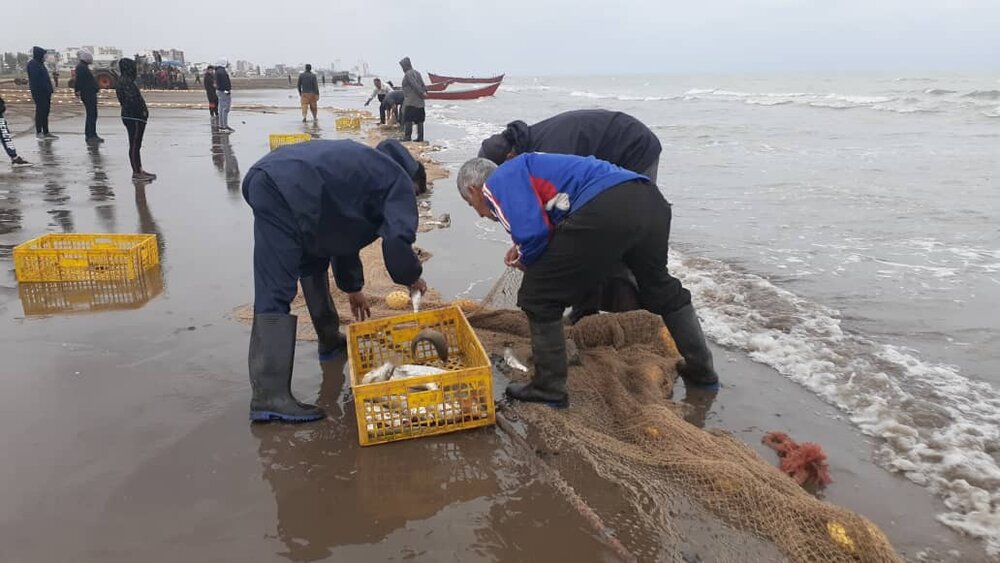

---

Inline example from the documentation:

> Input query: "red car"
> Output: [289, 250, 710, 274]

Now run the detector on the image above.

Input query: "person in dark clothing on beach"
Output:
[381, 88, 404, 128]
[0, 96, 33, 167]
[479, 109, 663, 324]
[26, 46, 57, 139]
[297, 64, 320, 123]
[74, 50, 103, 144]
[203, 65, 218, 124]
[116, 58, 155, 181]
[241, 139, 428, 423]
[215, 61, 234, 132]
[457, 155, 720, 408]
[399, 57, 426, 142]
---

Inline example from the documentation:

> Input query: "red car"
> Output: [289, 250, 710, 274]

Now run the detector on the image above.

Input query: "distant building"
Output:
[57, 45, 122, 69]
[158, 48, 185, 64]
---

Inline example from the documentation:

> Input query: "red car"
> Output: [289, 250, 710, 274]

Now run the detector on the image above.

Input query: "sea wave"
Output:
[925, 88, 958, 95]
[963, 89, 1000, 100]
[672, 251, 1000, 556]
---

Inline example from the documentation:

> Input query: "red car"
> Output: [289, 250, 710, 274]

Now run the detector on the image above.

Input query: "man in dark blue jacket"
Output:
[479, 109, 663, 324]
[26, 46, 57, 139]
[457, 154, 719, 408]
[74, 50, 103, 144]
[242, 139, 428, 423]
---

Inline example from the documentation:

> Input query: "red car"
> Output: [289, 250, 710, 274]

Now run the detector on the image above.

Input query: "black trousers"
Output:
[517, 180, 691, 323]
[33, 94, 51, 134]
[377, 94, 386, 123]
[81, 91, 98, 139]
[122, 118, 146, 173]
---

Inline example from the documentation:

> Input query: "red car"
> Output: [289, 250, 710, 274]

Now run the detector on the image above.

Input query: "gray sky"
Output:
[4, 0, 998, 74]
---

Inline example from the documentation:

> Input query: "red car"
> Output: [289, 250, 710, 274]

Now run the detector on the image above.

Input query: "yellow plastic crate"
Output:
[268, 133, 312, 151]
[19, 265, 164, 316]
[335, 116, 362, 131]
[347, 305, 495, 446]
[14, 233, 159, 283]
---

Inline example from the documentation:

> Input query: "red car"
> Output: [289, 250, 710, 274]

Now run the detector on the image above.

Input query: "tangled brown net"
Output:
[468, 268, 901, 563]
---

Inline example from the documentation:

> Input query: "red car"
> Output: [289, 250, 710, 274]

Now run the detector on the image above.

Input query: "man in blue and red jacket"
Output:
[243, 139, 428, 423]
[457, 153, 719, 407]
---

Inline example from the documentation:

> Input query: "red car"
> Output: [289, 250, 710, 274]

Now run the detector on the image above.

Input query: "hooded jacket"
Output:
[399, 57, 426, 109]
[482, 153, 645, 267]
[241, 140, 422, 292]
[115, 58, 148, 120]
[74, 60, 99, 97]
[214, 66, 232, 92]
[27, 47, 53, 100]
[478, 110, 662, 175]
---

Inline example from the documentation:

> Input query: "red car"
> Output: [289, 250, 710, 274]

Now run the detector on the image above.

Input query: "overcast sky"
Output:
[4, 0, 998, 75]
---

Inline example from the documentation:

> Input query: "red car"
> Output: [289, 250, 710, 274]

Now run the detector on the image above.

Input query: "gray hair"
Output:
[457, 158, 497, 198]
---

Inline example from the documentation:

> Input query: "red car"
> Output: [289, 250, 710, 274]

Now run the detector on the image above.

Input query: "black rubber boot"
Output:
[402, 121, 413, 141]
[415, 123, 424, 142]
[299, 273, 347, 362]
[662, 304, 720, 390]
[249, 314, 326, 423]
[506, 319, 570, 408]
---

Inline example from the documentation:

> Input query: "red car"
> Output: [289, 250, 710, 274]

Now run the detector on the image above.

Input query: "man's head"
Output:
[32, 47, 45, 61]
[375, 138, 428, 195]
[206, 65, 214, 71]
[399, 57, 413, 72]
[478, 133, 515, 165]
[457, 158, 498, 219]
[374, 77, 382, 87]
[78, 50, 93, 65]
[216, 58, 228, 68]
[305, 64, 312, 72]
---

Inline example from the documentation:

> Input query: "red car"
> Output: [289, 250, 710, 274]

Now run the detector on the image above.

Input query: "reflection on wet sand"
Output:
[134, 183, 166, 272]
[252, 358, 497, 562]
[211, 130, 241, 196]
[87, 144, 116, 232]
[19, 264, 164, 316]
[38, 141, 74, 232]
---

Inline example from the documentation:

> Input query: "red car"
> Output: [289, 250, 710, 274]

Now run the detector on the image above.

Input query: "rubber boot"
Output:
[299, 273, 347, 362]
[662, 304, 720, 390]
[249, 314, 326, 422]
[415, 123, 424, 143]
[402, 121, 413, 141]
[506, 319, 570, 408]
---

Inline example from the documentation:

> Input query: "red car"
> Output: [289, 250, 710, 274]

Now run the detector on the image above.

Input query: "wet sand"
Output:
[0, 107, 991, 562]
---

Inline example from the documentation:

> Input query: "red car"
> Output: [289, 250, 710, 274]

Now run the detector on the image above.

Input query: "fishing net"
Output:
[470, 267, 901, 563]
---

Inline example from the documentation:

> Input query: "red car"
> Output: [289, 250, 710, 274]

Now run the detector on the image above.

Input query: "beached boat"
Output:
[428, 73, 505, 84]
[425, 82, 501, 100]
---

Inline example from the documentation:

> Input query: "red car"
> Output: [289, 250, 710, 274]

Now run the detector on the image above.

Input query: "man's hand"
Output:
[409, 278, 428, 295]
[348, 291, 371, 321]
[504, 245, 525, 271]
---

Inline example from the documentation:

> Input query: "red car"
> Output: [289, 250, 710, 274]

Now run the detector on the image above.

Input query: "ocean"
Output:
[417, 73, 1000, 553]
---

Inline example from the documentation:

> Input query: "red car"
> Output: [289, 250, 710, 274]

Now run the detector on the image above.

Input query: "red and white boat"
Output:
[428, 73, 505, 85]
[425, 82, 501, 101]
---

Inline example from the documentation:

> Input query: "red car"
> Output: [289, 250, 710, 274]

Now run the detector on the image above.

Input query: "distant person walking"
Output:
[203, 65, 219, 125]
[74, 50, 103, 144]
[321, 73, 326, 86]
[297, 64, 320, 123]
[215, 60, 234, 133]
[365, 77, 391, 124]
[0, 96, 33, 167]
[399, 57, 426, 142]
[27, 46, 57, 139]
[116, 58, 155, 181]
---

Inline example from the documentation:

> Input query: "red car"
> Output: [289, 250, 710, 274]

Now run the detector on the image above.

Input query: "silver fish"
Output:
[361, 362, 395, 385]
[503, 347, 529, 373]
[410, 288, 422, 313]
[389, 364, 445, 392]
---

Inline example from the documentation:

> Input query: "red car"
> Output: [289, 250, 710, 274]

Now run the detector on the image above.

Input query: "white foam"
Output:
[671, 251, 1000, 556]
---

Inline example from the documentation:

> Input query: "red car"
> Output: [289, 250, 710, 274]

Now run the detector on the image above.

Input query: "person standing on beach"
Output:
[297, 64, 320, 123]
[0, 96, 33, 167]
[27, 46, 57, 140]
[456, 155, 720, 408]
[365, 77, 391, 124]
[115, 58, 155, 181]
[241, 139, 428, 423]
[215, 60, 234, 133]
[74, 50, 103, 144]
[478, 109, 663, 324]
[203, 65, 218, 125]
[399, 57, 426, 142]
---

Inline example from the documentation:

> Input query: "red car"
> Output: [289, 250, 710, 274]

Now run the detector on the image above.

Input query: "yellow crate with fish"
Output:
[335, 115, 362, 131]
[347, 305, 495, 446]
[13, 233, 159, 283]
